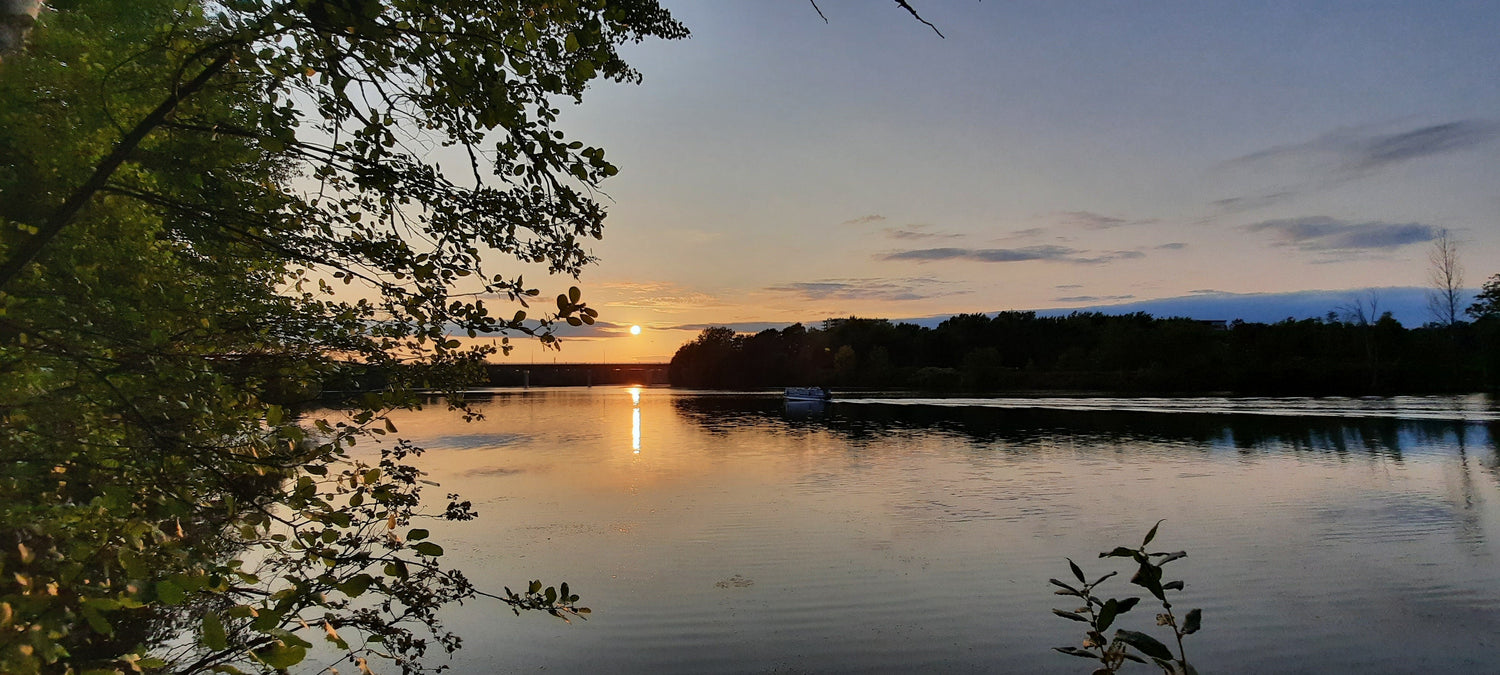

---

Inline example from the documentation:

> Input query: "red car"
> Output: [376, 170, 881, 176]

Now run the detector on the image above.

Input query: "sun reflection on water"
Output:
[629, 386, 641, 454]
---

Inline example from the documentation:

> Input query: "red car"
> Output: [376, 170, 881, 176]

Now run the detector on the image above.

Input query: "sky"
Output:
[487, 1, 1500, 363]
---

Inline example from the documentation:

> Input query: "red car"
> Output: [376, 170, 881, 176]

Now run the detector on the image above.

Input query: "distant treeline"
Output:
[668, 312, 1500, 394]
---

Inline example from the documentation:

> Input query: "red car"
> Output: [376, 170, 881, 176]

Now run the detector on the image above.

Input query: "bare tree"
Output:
[1338, 290, 1382, 326]
[1427, 228, 1465, 327]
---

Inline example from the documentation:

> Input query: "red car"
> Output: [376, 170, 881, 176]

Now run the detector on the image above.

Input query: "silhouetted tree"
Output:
[1428, 229, 1466, 327]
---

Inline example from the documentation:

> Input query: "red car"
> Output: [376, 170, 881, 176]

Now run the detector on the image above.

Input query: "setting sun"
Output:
[629, 325, 642, 335]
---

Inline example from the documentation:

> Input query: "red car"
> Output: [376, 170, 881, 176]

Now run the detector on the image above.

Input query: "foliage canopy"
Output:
[0, 0, 684, 672]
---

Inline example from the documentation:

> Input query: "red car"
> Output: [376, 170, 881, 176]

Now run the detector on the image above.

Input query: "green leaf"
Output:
[156, 579, 186, 605]
[413, 541, 444, 557]
[1100, 547, 1136, 558]
[1053, 646, 1097, 659]
[119, 549, 147, 578]
[1097, 598, 1119, 632]
[407, 528, 430, 541]
[1067, 558, 1086, 584]
[203, 612, 228, 651]
[1131, 562, 1166, 601]
[568, 286, 581, 303]
[1048, 578, 1078, 593]
[81, 606, 112, 636]
[340, 573, 374, 598]
[254, 642, 307, 669]
[1142, 519, 1165, 547]
[1114, 629, 1174, 661]
[1051, 609, 1089, 623]
[1182, 608, 1202, 635]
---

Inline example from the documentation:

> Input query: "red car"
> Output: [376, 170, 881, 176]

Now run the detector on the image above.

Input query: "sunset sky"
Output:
[493, 1, 1500, 363]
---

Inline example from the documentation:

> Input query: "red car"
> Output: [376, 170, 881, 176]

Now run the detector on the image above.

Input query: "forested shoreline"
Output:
[669, 308, 1500, 395]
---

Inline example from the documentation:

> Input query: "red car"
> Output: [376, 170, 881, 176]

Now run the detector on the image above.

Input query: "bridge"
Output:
[483, 363, 669, 387]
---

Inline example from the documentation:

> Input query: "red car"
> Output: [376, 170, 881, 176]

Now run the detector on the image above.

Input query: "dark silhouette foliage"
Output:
[670, 310, 1500, 394]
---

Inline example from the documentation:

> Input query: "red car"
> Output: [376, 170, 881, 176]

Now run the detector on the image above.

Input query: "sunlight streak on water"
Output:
[631, 386, 642, 453]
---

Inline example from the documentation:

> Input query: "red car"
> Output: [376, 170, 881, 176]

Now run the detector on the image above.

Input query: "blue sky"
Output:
[495, 1, 1500, 361]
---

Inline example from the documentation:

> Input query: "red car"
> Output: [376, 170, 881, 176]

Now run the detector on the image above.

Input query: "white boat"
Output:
[784, 386, 832, 401]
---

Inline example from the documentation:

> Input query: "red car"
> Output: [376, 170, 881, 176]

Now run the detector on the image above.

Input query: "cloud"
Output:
[1072, 250, 1147, 264]
[882, 245, 1076, 263]
[1231, 120, 1499, 175]
[840, 214, 887, 226]
[1056, 294, 1136, 303]
[1156, 242, 1188, 250]
[1211, 191, 1299, 212]
[1243, 217, 1439, 253]
[664, 321, 792, 333]
[1055, 284, 1084, 290]
[765, 277, 958, 302]
[883, 224, 963, 241]
[881, 245, 1147, 265]
[1055, 211, 1158, 230]
[596, 281, 720, 313]
[545, 320, 633, 339]
[1213, 121, 1499, 215]
[996, 227, 1048, 241]
[1353, 122, 1499, 171]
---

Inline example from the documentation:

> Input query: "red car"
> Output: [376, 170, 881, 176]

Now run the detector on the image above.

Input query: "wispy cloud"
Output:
[883, 223, 963, 241]
[996, 227, 1048, 241]
[1156, 242, 1188, 250]
[1056, 294, 1136, 303]
[1231, 120, 1499, 175]
[1212, 120, 1499, 216]
[1074, 250, 1146, 264]
[883, 246, 1076, 263]
[1055, 284, 1084, 290]
[840, 214, 887, 226]
[766, 277, 959, 302]
[596, 281, 720, 313]
[1243, 216, 1439, 257]
[881, 246, 1147, 265]
[1210, 190, 1299, 214]
[1054, 211, 1159, 230]
[664, 321, 792, 333]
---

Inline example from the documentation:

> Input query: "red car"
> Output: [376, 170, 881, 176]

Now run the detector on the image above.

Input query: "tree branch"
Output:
[894, 0, 944, 38]
[0, 49, 233, 288]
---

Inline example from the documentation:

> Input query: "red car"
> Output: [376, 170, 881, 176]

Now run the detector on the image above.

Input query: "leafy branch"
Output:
[1051, 521, 1202, 674]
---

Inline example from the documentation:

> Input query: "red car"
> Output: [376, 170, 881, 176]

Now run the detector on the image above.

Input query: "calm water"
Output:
[367, 388, 1500, 673]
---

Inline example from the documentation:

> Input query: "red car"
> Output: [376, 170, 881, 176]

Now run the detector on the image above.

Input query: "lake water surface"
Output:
[377, 388, 1500, 673]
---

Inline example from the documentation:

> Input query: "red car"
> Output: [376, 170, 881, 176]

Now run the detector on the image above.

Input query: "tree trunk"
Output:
[0, 0, 41, 63]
